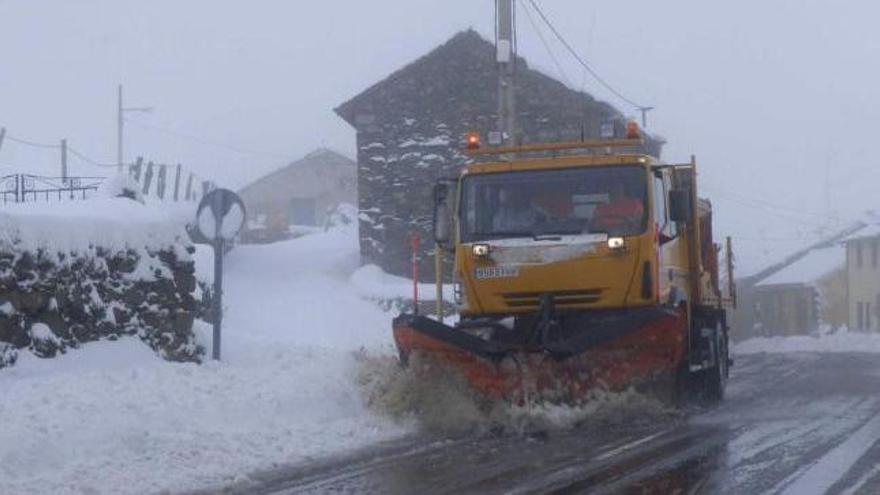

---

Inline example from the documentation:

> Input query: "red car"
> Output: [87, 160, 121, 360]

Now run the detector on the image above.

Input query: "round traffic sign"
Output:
[196, 188, 246, 242]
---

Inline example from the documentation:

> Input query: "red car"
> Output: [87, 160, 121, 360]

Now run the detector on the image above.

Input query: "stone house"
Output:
[843, 224, 880, 331]
[334, 29, 663, 279]
[238, 149, 356, 243]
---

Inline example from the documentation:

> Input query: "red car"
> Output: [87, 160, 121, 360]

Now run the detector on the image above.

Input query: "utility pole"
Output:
[638, 106, 655, 128]
[117, 84, 153, 174]
[117, 85, 123, 173]
[60, 139, 68, 180]
[496, 0, 516, 144]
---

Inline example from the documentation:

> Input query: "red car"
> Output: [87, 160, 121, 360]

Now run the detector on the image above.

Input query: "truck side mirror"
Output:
[433, 183, 453, 247]
[669, 189, 692, 223]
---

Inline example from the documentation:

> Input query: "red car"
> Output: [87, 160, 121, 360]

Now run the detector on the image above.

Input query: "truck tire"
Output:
[705, 322, 728, 402]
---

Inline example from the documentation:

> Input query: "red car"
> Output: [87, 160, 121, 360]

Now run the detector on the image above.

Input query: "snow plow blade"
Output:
[392, 308, 687, 402]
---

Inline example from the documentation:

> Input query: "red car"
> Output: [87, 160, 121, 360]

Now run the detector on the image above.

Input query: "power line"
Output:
[66, 146, 120, 168]
[5, 133, 60, 150]
[125, 118, 295, 161]
[701, 184, 833, 221]
[527, 0, 647, 110]
[519, 0, 573, 87]
[734, 235, 827, 243]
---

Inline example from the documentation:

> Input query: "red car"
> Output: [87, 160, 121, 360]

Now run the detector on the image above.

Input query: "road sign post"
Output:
[196, 188, 245, 361]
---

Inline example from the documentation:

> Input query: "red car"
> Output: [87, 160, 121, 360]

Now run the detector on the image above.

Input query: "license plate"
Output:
[474, 266, 520, 280]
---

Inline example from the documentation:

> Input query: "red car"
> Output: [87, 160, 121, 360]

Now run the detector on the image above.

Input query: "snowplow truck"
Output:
[393, 126, 736, 403]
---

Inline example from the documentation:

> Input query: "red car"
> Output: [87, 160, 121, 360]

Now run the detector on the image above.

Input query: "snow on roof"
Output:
[841, 223, 880, 242]
[0, 197, 189, 253]
[756, 244, 845, 287]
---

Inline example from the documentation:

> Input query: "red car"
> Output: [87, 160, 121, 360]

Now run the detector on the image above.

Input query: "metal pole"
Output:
[0, 127, 6, 153]
[117, 84, 124, 174]
[60, 139, 67, 181]
[639, 106, 655, 128]
[496, 0, 516, 144]
[435, 243, 443, 323]
[411, 233, 420, 315]
[212, 238, 223, 360]
[212, 192, 224, 360]
[173, 164, 182, 201]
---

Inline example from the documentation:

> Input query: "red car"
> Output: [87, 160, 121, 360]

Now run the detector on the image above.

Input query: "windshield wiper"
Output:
[472, 231, 534, 239]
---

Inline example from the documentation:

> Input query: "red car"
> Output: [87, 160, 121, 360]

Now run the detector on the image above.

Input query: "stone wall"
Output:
[0, 223, 205, 369]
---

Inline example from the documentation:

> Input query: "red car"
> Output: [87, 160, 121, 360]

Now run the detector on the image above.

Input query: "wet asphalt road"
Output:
[240, 352, 880, 495]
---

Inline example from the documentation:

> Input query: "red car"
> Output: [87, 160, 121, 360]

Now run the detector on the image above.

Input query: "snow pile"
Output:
[96, 173, 144, 203]
[0, 221, 408, 495]
[357, 352, 675, 436]
[0, 197, 188, 253]
[734, 328, 880, 355]
[351, 264, 455, 301]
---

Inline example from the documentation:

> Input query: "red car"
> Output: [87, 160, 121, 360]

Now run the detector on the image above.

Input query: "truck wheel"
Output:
[705, 322, 728, 402]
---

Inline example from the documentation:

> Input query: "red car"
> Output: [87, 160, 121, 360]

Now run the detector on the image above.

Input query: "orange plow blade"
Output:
[392, 309, 686, 402]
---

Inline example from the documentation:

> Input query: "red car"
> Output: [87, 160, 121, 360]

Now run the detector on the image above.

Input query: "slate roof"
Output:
[756, 245, 846, 287]
[335, 29, 663, 154]
[238, 148, 354, 196]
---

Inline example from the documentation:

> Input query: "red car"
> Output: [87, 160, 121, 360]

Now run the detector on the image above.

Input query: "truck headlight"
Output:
[472, 243, 491, 257]
[607, 237, 625, 249]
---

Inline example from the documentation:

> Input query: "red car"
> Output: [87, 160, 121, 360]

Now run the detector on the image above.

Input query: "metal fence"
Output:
[0, 159, 215, 205]
[1, 174, 105, 204]
[128, 158, 212, 202]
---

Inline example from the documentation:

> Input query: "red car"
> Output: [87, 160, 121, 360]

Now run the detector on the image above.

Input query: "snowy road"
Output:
[218, 352, 880, 495]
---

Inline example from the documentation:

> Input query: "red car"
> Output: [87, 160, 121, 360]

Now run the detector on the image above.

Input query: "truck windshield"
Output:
[460, 165, 648, 242]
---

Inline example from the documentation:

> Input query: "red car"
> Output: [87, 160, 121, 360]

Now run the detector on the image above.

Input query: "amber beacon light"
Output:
[465, 132, 481, 150]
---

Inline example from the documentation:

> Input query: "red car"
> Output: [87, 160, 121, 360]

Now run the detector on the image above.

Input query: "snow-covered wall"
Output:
[0, 198, 204, 368]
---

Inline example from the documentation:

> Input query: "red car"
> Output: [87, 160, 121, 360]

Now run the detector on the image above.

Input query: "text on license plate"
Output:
[474, 266, 520, 280]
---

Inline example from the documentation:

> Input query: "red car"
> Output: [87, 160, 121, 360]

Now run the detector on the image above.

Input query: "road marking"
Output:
[779, 409, 880, 495]
[841, 463, 880, 495]
[592, 429, 673, 461]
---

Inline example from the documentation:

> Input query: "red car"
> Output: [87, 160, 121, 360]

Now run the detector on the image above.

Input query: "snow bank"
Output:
[351, 264, 455, 301]
[734, 328, 880, 355]
[0, 197, 188, 253]
[0, 222, 408, 495]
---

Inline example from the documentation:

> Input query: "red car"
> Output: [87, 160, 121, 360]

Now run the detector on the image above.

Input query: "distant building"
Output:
[335, 29, 663, 278]
[238, 149, 356, 243]
[843, 224, 880, 331]
[732, 224, 863, 339]
[750, 245, 847, 336]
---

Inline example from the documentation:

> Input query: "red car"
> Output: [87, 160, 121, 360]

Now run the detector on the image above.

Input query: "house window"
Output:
[876, 294, 880, 330]
[867, 302, 873, 331]
[857, 302, 865, 330]
[873, 241, 878, 268]
[857, 242, 863, 269]
[288, 197, 317, 226]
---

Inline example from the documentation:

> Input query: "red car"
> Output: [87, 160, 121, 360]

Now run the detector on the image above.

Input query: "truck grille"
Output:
[502, 289, 603, 308]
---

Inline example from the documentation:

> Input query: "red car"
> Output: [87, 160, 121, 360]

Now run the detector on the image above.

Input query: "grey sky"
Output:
[1, 1, 876, 273]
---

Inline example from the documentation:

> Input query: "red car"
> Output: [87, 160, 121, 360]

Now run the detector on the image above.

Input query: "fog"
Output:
[2, 0, 877, 273]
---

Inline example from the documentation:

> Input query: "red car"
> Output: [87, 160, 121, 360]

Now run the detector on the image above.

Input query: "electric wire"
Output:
[124, 118, 295, 160]
[5, 134, 61, 149]
[701, 184, 833, 221]
[66, 146, 120, 168]
[519, 0, 573, 87]
[527, 0, 646, 110]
